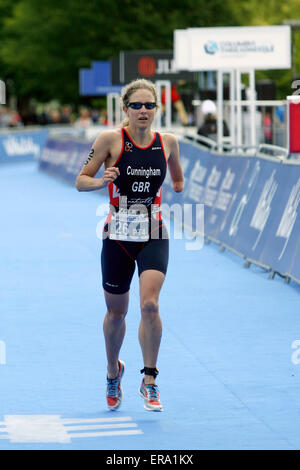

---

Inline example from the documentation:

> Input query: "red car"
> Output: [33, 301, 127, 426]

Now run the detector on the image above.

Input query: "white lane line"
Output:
[70, 430, 143, 438]
[61, 416, 133, 424]
[67, 423, 138, 431]
[0, 415, 143, 442]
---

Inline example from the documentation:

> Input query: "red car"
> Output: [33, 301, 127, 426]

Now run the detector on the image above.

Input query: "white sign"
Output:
[174, 26, 291, 71]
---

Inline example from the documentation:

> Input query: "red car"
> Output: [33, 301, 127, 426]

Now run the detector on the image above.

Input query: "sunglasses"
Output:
[127, 102, 157, 110]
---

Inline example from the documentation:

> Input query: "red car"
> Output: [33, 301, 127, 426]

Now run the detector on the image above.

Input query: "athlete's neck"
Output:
[125, 126, 154, 147]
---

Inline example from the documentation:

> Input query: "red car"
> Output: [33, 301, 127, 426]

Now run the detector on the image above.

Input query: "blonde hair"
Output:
[120, 78, 159, 128]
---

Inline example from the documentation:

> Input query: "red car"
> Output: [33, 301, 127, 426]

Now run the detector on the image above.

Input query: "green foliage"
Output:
[0, 0, 299, 103]
[228, 0, 300, 97]
[0, 0, 237, 103]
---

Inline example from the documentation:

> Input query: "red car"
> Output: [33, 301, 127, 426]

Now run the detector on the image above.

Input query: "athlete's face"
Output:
[124, 89, 157, 128]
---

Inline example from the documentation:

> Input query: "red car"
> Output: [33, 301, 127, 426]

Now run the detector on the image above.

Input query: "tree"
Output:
[228, 0, 300, 97]
[0, 0, 238, 105]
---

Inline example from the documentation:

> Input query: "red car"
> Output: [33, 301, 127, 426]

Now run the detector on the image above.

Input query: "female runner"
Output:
[76, 79, 184, 411]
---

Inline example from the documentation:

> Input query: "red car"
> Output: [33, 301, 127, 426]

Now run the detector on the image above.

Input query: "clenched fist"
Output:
[102, 167, 120, 186]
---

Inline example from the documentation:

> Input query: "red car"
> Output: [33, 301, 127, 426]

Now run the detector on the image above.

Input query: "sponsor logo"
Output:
[204, 40, 275, 57]
[106, 282, 119, 288]
[204, 40, 219, 55]
[137, 57, 180, 77]
[138, 57, 156, 77]
[2, 136, 40, 157]
[125, 141, 133, 152]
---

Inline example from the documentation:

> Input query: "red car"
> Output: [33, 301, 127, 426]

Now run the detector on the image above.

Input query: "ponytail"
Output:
[120, 117, 130, 128]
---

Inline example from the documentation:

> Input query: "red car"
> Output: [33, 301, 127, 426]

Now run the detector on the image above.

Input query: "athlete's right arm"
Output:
[75, 131, 120, 191]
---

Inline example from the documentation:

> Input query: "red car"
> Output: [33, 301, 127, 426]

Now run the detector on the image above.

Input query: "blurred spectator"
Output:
[36, 105, 50, 125]
[22, 105, 38, 126]
[99, 109, 108, 125]
[1, 103, 107, 128]
[49, 109, 61, 124]
[9, 109, 22, 127]
[74, 107, 92, 128]
[0, 106, 23, 127]
[60, 105, 73, 124]
[275, 105, 285, 124]
[263, 112, 272, 144]
[161, 84, 188, 126]
[197, 99, 229, 139]
[91, 109, 100, 124]
[0, 106, 12, 127]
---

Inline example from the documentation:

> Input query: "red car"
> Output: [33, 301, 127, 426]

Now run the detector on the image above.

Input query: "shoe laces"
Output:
[107, 377, 119, 396]
[145, 383, 159, 401]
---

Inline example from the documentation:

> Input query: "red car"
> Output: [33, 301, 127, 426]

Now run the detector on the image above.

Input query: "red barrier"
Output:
[288, 96, 300, 154]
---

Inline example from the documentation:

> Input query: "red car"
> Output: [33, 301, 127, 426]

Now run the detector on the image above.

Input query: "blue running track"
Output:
[1, 161, 300, 450]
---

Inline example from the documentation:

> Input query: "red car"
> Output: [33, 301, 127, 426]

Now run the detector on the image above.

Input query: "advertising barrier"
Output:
[163, 139, 300, 284]
[39, 137, 104, 183]
[0, 129, 49, 163]
[39, 136, 300, 284]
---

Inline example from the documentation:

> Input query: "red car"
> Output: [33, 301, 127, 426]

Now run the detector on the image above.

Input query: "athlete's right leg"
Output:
[103, 289, 129, 379]
[101, 235, 136, 379]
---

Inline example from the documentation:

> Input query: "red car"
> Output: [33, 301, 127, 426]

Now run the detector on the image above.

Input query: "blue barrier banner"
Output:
[163, 141, 251, 238]
[0, 129, 49, 163]
[218, 158, 260, 253]
[162, 140, 214, 232]
[201, 154, 251, 241]
[222, 158, 280, 260]
[164, 139, 300, 282]
[258, 164, 300, 274]
[39, 138, 104, 184]
[289, 231, 300, 281]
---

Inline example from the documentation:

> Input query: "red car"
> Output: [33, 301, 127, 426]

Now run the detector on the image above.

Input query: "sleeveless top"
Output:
[105, 128, 167, 242]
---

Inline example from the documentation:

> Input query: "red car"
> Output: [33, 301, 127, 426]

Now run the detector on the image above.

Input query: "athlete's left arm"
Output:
[166, 134, 184, 192]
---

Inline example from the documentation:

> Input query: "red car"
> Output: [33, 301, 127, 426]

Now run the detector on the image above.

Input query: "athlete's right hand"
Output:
[101, 167, 120, 186]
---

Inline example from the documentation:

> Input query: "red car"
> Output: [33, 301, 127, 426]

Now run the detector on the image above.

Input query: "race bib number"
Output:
[109, 208, 149, 242]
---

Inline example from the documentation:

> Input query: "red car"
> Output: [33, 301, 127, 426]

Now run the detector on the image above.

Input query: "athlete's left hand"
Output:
[173, 181, 184, 192]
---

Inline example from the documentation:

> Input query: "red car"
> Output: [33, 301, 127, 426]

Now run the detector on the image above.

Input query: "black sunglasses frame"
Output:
[127, 102, 157, 110]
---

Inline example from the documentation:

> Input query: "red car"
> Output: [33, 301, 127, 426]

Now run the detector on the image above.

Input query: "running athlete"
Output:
[76, 79, 184, 411]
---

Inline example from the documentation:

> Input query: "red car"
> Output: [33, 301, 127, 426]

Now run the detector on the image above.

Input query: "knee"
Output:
[141, 299, 159, 318]
[106, 307, 127, 323]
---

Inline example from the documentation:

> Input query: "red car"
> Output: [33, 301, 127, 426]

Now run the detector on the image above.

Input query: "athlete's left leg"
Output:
[138, 269, 165, 385]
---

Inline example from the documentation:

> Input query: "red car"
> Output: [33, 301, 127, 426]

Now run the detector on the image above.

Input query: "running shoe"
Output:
[106, 360, 125, 410]
[139, 379, 163, 411]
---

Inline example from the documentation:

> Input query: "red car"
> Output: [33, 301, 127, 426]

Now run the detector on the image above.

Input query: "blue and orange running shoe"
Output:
[106, 360, 125, 410]
[139, 380, 163, 411]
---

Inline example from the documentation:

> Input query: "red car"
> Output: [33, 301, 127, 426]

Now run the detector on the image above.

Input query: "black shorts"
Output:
[101, 223, 169, 295]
